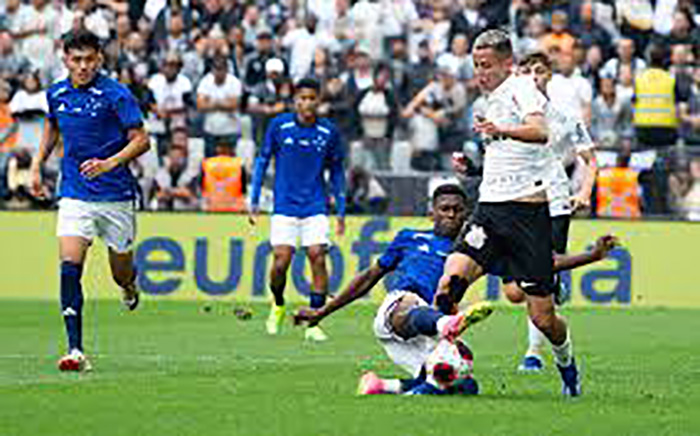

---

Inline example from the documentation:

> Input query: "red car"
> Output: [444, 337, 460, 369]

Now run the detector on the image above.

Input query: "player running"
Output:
[249, 77, 346, 342]
[295, 184, 618, 395]
[29, 30, 150, 372]
[434, 29, 581, 396]
[508, 52, 598, 372]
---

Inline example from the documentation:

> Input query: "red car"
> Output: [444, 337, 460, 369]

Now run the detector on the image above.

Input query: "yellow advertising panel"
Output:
[1, 212, 698, 307]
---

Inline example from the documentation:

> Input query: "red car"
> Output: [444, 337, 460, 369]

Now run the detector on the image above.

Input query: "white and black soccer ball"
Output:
[425, 338, 474, 389]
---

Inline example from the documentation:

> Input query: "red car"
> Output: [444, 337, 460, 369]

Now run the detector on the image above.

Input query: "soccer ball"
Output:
[425, 338, 474, 389]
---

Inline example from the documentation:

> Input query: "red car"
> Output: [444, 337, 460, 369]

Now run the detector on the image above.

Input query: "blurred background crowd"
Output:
[0, 0, 698, 219]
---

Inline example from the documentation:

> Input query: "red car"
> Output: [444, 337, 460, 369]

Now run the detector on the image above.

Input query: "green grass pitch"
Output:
[1, 300, 699, 436]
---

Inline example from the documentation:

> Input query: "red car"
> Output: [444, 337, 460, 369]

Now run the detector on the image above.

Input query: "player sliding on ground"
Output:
[295, 184, 619, 395]
[249, 78, 346, 342]
[29, 30, 150, 372]
[435, 29, 582, 397]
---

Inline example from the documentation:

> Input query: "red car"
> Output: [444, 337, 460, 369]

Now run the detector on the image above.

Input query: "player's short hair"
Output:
[473, 29, 513, 58]
[63, 30, 102, 54]
[294, 77, 320, 94]
[518, 52, 552, 70]
[432, 184, 467, 205]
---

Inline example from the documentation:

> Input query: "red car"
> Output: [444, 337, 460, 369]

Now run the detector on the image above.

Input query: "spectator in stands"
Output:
[575, 1, 613, 55]
[0, 81, 18, 151]
[515, 13, 547, 56]
[673, 157, 700, 220]
[616, 63, 635, 105]
[0, 31, 29, 86]
[159, 11, 189, 55]
[201, 142, 247, 212]
[669, 44, 694, 84]
[422, 3, 450, 57]
[148, 51, 194, 158]
[596, 147, 641, 219]
[656, 7, 700, 46]
[243, 31, 279, 89]
[438, 34, 473, 83]
[119, 32, 153, 83]
[403, 55, 467, 171]
[600, 37, 646, 81]
[246, 57, 292, 145]
[408, 40, 434, 101]
[387, 36, 412, 106]
[283, 15, 325, 81]
[680, 65, 700, 146]
[9, 71, 46, 153]
[153, 143, 198, 211]
[331, 0, 354, 53]
[448, 0, 487, 49]
[241, 3, 267, 45]
[633, 43, 688, 149]
[6, 146, 51, 209]
[309, 47, 337, 88]
[549, 51, 593, 126]
[540, 10, 576, 58]
[353, 63, 399, 171]
[228, 25, 252, 79]
[379, 0, 419, 53]
[591, 77, 633, 148]
[197, 56, 243, 157]
[581, 43, 604, 92]
[73, 0, 111, 40]
[13, 0, 61, 80]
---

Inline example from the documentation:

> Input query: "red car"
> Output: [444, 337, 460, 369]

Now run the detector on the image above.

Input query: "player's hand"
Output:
[29, 164, 43, 198]
[293, 307, 323, 327]
[473, 118, 500, 136]
[591, 235, 619, 260]
[451, 152, 468, 175]
[248, 205, 259, 226]
[336, 216, 345, 237]
[80, 158, 118, 179]
[570, 192, 591, 211]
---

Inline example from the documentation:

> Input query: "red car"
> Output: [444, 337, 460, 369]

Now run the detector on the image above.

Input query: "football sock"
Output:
[526, 317, 547, 357]
[270, 283, 285, 307]
[309, 292, 326, 309]
[396, 378, 419, 393]
[403, 306, 443, 338]
[552, 331, 573, 367]
[60, 261, 84, 352]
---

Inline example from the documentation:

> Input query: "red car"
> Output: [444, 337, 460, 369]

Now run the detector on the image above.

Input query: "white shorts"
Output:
[56, 198, 136, 253]
[373, 291, 438, 378]
[270, 214, 330, 248]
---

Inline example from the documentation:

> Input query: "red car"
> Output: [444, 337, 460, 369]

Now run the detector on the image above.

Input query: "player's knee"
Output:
[529, 311, 556, 334]
[503, 283, 525, 304]
[272, 254, 293, 274]
[306, 247, 327, 265]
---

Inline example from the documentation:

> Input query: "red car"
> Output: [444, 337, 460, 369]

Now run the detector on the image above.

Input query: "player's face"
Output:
[522, 62, 551, 94]
[473, 48, 512, 93]
[65, 47, 102, 87]
[294, 88, 319, 120]
[432, 194, 468, 238]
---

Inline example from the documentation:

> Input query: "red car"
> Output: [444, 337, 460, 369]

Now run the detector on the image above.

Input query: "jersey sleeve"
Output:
[45, 90, 56, 122]
[114, 87, 144, 129]
[513, 77, 547, 122]
[377, 230, 409, 271]
[327, 125, 346, 217]
[250, 117, 278, 207]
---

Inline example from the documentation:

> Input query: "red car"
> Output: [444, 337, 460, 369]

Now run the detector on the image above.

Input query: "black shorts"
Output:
[550, 214, 570, 255]
[454, 202, 556, 296]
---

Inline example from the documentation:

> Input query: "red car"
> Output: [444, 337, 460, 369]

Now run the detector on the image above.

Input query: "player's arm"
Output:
[571, 148, 597, 210]
[248, 118, 277, 225]
[475, 112, 548, 143]
[553, 235, 619, 272]
[295, 262, 389, 327]
[80, 126, 150, 179]
[328, 127, 347, 236]
[29, 117, 60, 197]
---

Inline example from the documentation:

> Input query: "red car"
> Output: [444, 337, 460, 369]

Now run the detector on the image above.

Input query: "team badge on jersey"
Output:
[464, 225, 487, 249]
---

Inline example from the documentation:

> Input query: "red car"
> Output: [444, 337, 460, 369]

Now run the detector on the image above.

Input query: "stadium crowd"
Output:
[0, 0, 698, 219]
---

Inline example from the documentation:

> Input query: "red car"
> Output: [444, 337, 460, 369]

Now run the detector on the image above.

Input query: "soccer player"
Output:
[249, 77, 346, 342]
[510, 52, 598, 372]
[295, 184, 618, 395]
[29, 30, 150, 372]
[434, 29, 581, 396]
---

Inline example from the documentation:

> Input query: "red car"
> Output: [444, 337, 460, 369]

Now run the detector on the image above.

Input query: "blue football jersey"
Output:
[250, 113, 346, 218]
[47, 73, 143, 202]
[377, 229, 454, 304]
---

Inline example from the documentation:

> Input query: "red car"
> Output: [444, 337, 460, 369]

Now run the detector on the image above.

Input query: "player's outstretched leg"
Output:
[527, 295, 579, 396]
[305, 244, 329, 342]
[503, 282, 546, 372]
[267, 246, 294, 335]
[109, 249, 139, 311]
[57, 236, 92, 372]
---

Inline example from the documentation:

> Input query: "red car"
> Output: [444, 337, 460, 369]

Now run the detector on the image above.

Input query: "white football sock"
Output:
[526, 317, 547, 357]
[383, 379, 402, 394]
[551, 331, 573, 367]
